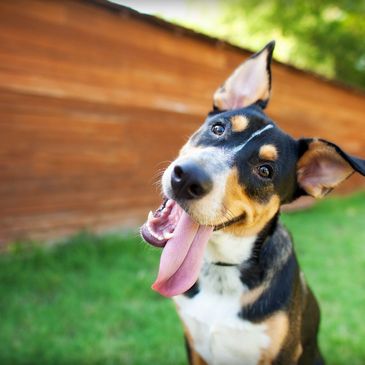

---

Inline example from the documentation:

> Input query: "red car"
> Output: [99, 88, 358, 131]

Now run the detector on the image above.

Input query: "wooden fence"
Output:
[0, 0, 364, 245]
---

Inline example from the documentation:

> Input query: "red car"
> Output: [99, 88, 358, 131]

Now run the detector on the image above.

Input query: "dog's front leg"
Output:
[184, 335, 208, 365]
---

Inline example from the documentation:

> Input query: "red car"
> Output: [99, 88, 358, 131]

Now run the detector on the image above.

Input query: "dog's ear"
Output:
[213, 41, 275, 111]
[297, 138, 365, 198]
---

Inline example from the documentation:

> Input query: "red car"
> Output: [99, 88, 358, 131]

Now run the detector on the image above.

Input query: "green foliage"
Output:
[166, 0, 365, 90]
[0, 192, 365, 364]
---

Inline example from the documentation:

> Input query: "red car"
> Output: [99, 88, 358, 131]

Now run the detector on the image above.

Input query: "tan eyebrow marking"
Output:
[231, 115, 249, 132]
[259, 144, 278, 160]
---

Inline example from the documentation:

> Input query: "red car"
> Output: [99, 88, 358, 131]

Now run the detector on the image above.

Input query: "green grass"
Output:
[281, 192, 365, 364]
[0, 192, 364, 365]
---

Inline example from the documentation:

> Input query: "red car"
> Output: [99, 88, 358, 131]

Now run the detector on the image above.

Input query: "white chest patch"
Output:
[174, 233, 270, 365]
[205, 231, 257, 265]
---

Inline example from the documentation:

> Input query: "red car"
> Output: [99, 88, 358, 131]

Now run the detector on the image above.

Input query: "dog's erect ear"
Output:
[297, 138, 365, 198]
[213, 41, 275, 111]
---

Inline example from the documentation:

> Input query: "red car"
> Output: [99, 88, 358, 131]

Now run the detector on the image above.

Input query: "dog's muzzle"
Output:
[171, 161, 213, 200]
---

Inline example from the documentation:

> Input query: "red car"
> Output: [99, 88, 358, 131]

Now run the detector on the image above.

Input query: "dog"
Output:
[140, 41, 365, 365]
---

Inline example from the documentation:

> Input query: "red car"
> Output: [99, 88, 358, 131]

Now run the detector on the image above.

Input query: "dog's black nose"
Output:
[171, 162, 213, 200]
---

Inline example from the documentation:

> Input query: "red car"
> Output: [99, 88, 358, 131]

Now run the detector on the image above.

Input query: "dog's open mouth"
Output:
[140, 199, 245, 297]
[140, 198, 213, 297]
[140, 199, 180, 248]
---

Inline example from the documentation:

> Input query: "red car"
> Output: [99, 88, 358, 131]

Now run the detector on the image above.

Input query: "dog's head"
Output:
[141, 41, 365, 297]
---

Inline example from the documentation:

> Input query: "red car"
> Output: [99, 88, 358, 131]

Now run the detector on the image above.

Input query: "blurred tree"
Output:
[216, 0, 365, 90]
[162, 0, 365, 90]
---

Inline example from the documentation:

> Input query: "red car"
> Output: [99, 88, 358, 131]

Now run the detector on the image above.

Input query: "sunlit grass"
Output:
[0, 192, 364, 364]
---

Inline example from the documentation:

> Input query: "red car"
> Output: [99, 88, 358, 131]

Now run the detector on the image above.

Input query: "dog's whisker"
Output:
[152, 168, 166, 180]
[154, 160, 172, 170]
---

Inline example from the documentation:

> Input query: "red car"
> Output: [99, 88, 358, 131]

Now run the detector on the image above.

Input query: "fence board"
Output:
[0, 0, 364, 244]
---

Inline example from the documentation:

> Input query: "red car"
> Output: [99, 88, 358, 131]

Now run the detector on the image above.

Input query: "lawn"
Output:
[0, 192, 364, 365]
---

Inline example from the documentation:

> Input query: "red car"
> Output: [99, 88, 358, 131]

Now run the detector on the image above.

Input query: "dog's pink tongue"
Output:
[152, 211, 213, 297]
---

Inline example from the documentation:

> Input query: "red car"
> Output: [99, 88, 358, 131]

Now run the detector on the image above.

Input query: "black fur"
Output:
[154, 41, 365, 365]
[184, 282, 200, 298]
[240, 249, 297, 321]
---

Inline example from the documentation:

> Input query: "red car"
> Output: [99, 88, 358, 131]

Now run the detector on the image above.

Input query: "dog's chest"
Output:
[174, 234, 270, 365]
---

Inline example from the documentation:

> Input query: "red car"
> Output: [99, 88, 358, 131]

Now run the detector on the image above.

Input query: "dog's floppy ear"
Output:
[213, 41, 275, 111]
[297, 138, 365, 198]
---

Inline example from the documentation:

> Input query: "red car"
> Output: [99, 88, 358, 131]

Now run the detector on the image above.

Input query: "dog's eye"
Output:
[257, 164, 273, 179]
[211, 123, 225, 136]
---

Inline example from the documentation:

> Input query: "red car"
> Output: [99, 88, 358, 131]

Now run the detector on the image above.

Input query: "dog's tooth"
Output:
[149, 227, 160, 240]
[147, 222, 153, 235]
[148, 211, 154, 220]
[147, 223, 158, 238]
[163, 232, 174, 240]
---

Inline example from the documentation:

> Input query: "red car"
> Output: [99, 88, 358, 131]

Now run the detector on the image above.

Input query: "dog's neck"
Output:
[184, 213, 294, 300]
[205, 213, 280, 267]
[206, 231, 257, 265]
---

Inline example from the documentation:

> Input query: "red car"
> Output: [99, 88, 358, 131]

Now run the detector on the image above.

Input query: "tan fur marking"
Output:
[259, 144, 278, 161]
[259, 311, 289, 365]
[222, 168, 280, 236]
[294, 343, 303, 362]
[184, 326, 209, 365]
[231, 115, 249, 132]
[241, 285, 266, 307]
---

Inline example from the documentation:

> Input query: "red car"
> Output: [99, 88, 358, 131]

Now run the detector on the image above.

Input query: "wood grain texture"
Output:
[0, 0, 364, 245]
